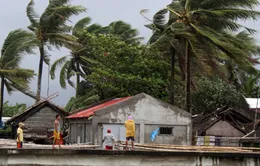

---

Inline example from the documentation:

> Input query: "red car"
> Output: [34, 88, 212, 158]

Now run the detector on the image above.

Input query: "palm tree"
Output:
[50, 19, 143, 94]
[26, 0, 86, 101]
[159, 0, 260, 112]
[141, 9, 178, 105]
[222, 31, 260, 87]
[0, 29, 36, 122]
[50, 17, 98, 93]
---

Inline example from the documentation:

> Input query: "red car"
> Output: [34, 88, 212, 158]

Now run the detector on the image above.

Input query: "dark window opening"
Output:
[159, 127, 173, 135]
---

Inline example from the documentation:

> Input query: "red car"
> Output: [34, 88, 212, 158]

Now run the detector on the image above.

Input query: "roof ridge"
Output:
[68, 96, 131, 119]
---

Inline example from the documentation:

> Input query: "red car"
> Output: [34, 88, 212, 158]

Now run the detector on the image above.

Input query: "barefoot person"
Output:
[17, 122, 24, 148]
[102, 129, 115, 150]
[52, 115, 61, 149]
[125, 116, 135, 150]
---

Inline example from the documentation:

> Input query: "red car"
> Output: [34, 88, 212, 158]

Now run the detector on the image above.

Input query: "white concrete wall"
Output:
[144, 124, 188, 145]
[1, 152, 260, 166]
[95, 94, 192, 145]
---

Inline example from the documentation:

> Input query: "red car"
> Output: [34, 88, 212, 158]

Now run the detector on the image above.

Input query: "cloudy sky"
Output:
[0, 0, 172, 107]
[1, 0, 260, 107]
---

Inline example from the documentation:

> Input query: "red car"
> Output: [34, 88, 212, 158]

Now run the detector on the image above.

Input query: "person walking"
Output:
[17, 122, 24, 148]
[102, 129, 115, 150]
[125, 116, 135, 150]
[52, 115, 61, 149]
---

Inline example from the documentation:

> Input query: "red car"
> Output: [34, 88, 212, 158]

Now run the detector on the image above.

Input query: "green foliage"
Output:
[51, 19, 143, 91]
[240, 74, 260, 98]
[84, 33, 169, 100]
[65, 80, 99, 112]
[0, 126, 12, 135]
[144, 0, 260, 112]
[2, 101, 26, 117]
[192, 78, 241, 114]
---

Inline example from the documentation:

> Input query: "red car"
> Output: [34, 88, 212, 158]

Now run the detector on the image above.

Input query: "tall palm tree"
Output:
[26, 0, 86, 101]
[141, 8, 179, 105]
[159, 0, 260, 112]
[0, 29, 36, 122]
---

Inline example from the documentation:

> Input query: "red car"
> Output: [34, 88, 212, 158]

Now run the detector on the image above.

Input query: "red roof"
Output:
[67, 97, 131, 119]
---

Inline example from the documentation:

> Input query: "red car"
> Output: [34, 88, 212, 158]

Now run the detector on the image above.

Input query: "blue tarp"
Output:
[150, 128, 159, 142]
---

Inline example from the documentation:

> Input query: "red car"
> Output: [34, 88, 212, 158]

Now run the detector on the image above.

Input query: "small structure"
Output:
[193, 107, 253, 146]
[6, 100, 69, 142]
[67, 93, 192, 145]
[238, 97, 260, 118]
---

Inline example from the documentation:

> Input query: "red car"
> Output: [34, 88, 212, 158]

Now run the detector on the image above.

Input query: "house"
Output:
[193, 107, 253, 146]
[244, 98, 260, 114]
[67, 93, 192, 145]
[6, 99, 69, 142]
[237, 97, 260, 119]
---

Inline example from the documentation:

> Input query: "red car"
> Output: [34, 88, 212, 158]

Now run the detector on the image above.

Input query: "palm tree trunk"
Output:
[170, 47, 175, 105]
[178, 54, 186, 81]
[0, 76, 5, 124]
[185, 41, 191, 113]
[36, 42, 44, 102]
[76, 62, 80, 96]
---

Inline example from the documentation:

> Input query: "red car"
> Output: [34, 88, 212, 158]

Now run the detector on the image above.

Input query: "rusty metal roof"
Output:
[67, 97, 131, 119]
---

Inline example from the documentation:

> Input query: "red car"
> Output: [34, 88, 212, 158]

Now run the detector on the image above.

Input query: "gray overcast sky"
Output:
[1, 0, 260, 107]
[0, 0, 172, 107]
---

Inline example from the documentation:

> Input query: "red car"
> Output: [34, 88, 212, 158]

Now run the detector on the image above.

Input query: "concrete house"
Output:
[67, 93, 192, 145]
[6, 99, 69, 142]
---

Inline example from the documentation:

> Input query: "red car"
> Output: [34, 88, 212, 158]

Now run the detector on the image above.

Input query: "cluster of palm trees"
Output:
[0, 0, 86, 122]
[1, 0, 260, 122]
[0, 0, 144, 122]
[143, 0, 260, 112]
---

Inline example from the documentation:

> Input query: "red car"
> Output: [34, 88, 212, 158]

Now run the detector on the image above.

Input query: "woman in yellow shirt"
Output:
[125, 116, 135, 150]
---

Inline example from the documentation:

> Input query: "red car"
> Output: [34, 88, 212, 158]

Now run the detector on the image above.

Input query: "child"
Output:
[102, 129, 115, 150]
[17, 122, 24, 148]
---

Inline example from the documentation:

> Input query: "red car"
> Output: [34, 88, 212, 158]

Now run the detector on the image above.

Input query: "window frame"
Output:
[158, 127, 174, 136]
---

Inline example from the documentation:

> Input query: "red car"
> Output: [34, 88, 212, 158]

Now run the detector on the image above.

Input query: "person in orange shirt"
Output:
[125, 116, 135, 150]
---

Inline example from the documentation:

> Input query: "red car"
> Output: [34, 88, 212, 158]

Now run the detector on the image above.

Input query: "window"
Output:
[159, 127, 173, 135]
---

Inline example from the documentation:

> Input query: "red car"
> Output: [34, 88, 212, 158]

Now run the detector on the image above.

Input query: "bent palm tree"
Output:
[0, 29, 36, 122]
[50, 17, 98, 93]
[26, 0, 86, 101]
[160, 0, 260, 112]
[141, 8, 179, 105]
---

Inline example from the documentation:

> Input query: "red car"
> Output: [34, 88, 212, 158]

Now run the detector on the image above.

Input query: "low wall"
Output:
[0, 149, 260, 166]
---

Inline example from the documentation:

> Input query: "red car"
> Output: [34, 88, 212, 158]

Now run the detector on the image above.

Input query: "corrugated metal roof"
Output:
[245, 98, 260, 109]
[67, 97, 131, 119]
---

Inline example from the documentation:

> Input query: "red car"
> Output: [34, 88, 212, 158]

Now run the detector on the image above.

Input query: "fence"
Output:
[195, 136, 260, 147]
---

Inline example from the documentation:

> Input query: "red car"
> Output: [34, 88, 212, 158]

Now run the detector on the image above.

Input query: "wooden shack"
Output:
[193, 107, 253, 146]
[6, 100, 68, 142]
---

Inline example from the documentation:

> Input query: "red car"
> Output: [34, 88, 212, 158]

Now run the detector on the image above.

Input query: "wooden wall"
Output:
[23, 106, 59, 140]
